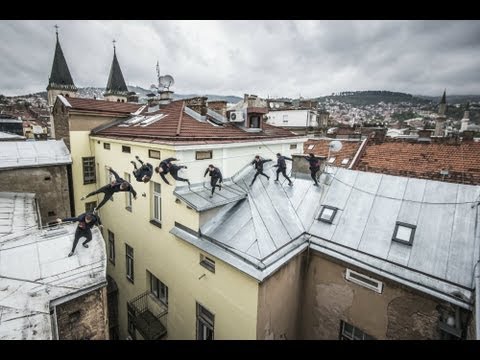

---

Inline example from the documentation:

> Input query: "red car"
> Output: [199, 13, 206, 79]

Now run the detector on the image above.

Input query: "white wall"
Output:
[267, 110, 318, 128]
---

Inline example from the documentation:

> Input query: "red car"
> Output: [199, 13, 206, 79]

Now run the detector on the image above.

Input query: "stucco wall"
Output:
[55, 287, 109, 340]
[0, 165, 71, 224]
[300, 252, 449, 340]
[257, 252, 306, 340]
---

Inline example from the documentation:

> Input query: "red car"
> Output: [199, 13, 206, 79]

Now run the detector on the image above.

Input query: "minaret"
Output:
[460, 102, 470, 132]
[434, 89, 447, 137]
[103, 40, 129, 103]
[47, 25, 77, 138]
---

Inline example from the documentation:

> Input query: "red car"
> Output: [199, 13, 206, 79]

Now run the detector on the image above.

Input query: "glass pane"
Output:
[396, 226, 412, 242]
[343, 322, 353, 338]
[154, 182, 161, 194]
[321, 208, 334, 220]
[154, 197, 159, 220]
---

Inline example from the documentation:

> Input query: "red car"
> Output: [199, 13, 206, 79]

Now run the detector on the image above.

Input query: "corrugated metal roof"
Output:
[0, 223, 107, 339]
[171, 166, 480, 308]
[0, 140, 71, 170]
[0, 192, 39, 237]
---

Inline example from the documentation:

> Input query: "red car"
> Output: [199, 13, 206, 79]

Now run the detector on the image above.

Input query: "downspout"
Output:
[348, 137, 368, 170]
[474, 199, 480, 339]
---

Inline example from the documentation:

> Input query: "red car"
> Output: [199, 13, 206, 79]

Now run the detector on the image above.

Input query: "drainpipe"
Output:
[474, 200, 480, 339]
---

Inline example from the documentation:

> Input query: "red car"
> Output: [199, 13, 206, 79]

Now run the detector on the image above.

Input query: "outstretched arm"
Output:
[58, 216, 79, 223]
[129, 185, 137, 199]
[108, 168, 121, 182]
[204, 168, 209, 177]
[219, 171, 223, 183]
[164, 157, 178, 163]
[285, 156, 293, 161]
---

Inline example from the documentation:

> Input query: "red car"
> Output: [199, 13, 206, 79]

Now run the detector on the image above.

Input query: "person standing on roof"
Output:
[204, 164, 223, 198]
[154, 157, 177, 185]
[131, 155, 153, 183]
[249, 155, 271, 186]
[81, 166, 137, 211]
[304, 153, 321, 186]
[274, 153, 293, 186]
[56, 212, 102, 257]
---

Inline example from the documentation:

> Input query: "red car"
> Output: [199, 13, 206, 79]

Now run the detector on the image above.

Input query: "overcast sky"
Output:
[1, 20, 480, 98]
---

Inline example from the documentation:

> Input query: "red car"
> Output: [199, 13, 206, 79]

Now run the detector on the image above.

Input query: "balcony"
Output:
[127, 291, 168, 340]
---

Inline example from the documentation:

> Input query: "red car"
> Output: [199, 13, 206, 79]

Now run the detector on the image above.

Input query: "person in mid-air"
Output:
[273, 153, 293, 186]
[131, 155, 153, 183]
[204, 164, 223, 198]
[249, 155, 271, 186]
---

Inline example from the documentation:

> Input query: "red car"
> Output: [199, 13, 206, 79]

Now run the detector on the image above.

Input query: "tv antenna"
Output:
[150, 61, 175, 92]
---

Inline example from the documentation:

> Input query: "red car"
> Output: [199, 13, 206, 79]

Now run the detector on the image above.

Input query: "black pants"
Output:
[310, 167, 320, 185]
[86, 185, 115, 210]
[251, 170, 269, 185]
[276, 168, 292, 183]
[71, 227, 92, 253]
[170, 170, 189, 183]
[210, 177, 221, 195]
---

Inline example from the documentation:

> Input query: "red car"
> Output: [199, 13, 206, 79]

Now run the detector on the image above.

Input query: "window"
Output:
[48, 211, 55, 216]
[127, 304, 136, 340]
[122, 145, 131, 153]
[200, 254, 215, 273]
[105, 166, 114, 201]
[125, 173, 132, 211]
[290, 144, 297, 150]
[307, 144, 315, 150]
[345, 269, 383, 293]
[149, 149, 161, 159]
[148, 271, 168, 306]
[82, 157, 96, 184]
[340, 321, 375, 340]
[318, 205, 338, 224]
[196, 303, 214, 340]
[151, 182, 162, 225]
[249, 116, 260, 128]
[85, 201, 97, 213]
[341, 158, 350, 165]
[282, 114, 288, 124]
[104, 143, 111, 150]
[392, 221, 416, 246]
[126, 244, 134, 283]
[108, 230, 115, 265]
[196, 150, 212, 160]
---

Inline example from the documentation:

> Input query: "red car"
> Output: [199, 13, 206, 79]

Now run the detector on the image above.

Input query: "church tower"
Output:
[434, 90, 447, 137]
[460, 102, 470, 132]
[103, 41, 129, 103]
[47, 25, 78, 137]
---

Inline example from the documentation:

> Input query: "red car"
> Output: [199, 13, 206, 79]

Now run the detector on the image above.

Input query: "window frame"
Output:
[108, 230, 115, 265]
[345, 269, 383, 294]
[196, 302, 214, 340]
[85, 201, 97, 213]
[127, 303, 136, 340]
[103, 143, 111, 150]
[290, 144, 297, 150]
[82, 157, 96, 185]
[151, 181, 162, 226]
[392, 221, 416, 246]
[196, 150, 212, 160]
[149, 149, 161, 159]
[126, 244, 134, 283]
[339, 320, 375, 340]
[148, 271, 169, 307]
[200, 254, 215, 273]
[318, 205, 338, 224]
[125, 172, 132, 212]
[249, 115, 261, 128]
[122, 145, 131, 153]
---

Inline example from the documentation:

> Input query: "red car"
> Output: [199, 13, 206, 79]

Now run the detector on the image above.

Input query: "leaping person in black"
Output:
[249, 155, 271, 186]
[130, 156, 153, 183]
[305, 153, 321, 186]
[154, 157, 190, 186]
[204, 164, 223, 198]
[274, 153, 293, 186]
[56, 212, 102, 257]
[81, 167, 137, 211]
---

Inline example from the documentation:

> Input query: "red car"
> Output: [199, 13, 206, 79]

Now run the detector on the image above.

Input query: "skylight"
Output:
[328, 157, 336, 164]
[318, 205, 337, 224]
[341, 158, 350, 165]
[392, 222, 416, 245]
[308, 144, 315, 150]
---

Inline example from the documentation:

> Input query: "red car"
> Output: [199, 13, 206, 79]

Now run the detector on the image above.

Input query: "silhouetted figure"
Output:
[304, 153, 321, 186]
[204, 164, 223, 198]
[274, 153, 293, 186]
[250, 155, 271, 186]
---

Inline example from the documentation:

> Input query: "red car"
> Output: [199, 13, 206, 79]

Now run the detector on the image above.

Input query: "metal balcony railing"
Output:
[127, 291, 168, 340]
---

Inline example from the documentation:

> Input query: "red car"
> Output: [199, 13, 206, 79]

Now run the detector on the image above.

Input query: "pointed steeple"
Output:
[440, 89, 446, 105]
[104, 40, 128, 99]
[47, 25, 77, 91]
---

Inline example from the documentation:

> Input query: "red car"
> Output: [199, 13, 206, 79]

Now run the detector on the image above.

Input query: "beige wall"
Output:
[0, 165, 71, 224]
[300, 252, 448, 340]
[257, 252, 306, 340]
[55, 287, 109, 340]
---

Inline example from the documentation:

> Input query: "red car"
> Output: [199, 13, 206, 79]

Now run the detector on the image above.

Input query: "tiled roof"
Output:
[64, 97, 142, 114]
[303, 138, 363, 167]
[95, 100, 299, 143]
[353, 138, 480, 185]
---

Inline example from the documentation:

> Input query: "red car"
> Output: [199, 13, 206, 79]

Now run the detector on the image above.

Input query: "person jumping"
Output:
[131, 155, 153, 183]
[274, 153, 293, 186]
[304, 153, 321, 186]
[250, 155, 271, 186]
[56, 212, 102, 257]
[204, 164, 223, 198]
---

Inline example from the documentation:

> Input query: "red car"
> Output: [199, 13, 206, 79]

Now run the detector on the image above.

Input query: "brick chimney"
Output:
[207, 100, 227, 117]
[292, 154, 326, 175]
[462, 130, 474, 142]
[185, 96, 208, 116]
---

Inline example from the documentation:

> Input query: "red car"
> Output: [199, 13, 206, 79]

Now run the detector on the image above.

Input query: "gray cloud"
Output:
[0, 20, 479, 97]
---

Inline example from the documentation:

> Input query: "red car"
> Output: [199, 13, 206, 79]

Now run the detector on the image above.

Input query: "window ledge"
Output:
[126, 276, 134, 284]
[125, 206, 132, 212]
[150, 219, 162, 229]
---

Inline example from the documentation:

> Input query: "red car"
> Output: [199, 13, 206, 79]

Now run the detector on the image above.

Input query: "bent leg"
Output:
[82, 229, 93, 246]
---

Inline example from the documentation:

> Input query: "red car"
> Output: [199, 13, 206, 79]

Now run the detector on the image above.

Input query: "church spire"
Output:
[104, 40, 128, 102]
[47, 25, 77, 92]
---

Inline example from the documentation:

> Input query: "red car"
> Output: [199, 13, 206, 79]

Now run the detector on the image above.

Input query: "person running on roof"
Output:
[131, 155, 153, 183]
[273, 153, 293, 186]
[56, 212, 102, 257]
[167, 162, 191, 186]
[249, 155, 271, 186]
[154, 157, 177, 185]
[80, 167, 137, 211]
[204, 164, 223, 198]
[304, 153, 321, 186]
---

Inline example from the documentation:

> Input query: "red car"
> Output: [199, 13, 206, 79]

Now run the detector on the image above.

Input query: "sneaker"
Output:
[267, 176, 270, 180]
[313, 183, 319, 187]
[219, 184, 222, 191]
[68, 251, 74, 257]
[274, 179, 279, 182]
[288, 182, 293, 187]
[249, 183, 253, 187]
[209, 195, 213, 199]
[187, 180, 191, 187]
[80, 195, 86, 200]
[130, 161, 136, 165]
[135, 155, 140, 160]
[82, 243, 89, 248]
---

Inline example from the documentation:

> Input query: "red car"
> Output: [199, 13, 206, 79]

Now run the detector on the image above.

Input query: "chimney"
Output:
[371, 128, 387, 144]
[292, 154, 326, 175]
[462, 130, 474, 142]
[185, 96, 208, 116]
[207, 100, 227, 118]
[417, 129, 432, 142]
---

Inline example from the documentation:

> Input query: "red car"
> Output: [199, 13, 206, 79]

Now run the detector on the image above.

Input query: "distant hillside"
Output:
[316, 91, 432, 106]
[414, 94, 480, 104]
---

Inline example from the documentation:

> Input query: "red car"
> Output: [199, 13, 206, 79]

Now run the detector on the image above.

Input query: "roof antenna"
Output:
[54, 24, 59, 40]
[112, 39, 116, 55]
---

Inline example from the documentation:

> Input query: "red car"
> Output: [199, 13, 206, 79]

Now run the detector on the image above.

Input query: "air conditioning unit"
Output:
[229, 110, 245, 122]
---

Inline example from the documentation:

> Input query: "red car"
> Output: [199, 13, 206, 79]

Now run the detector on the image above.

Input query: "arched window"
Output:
[117, 99, 121, 102]
[65, 94, 70, 98]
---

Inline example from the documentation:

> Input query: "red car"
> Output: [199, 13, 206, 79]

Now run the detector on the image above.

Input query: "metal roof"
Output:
[171, 166, 480, 309]
[0, 223, 107, 339]
[0, 132, 26, 140]
[0, 192, 39, 237]
[0, 140, 71, 170]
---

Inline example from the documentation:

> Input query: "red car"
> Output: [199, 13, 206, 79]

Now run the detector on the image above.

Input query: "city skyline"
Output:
[1, 20, 480, 97]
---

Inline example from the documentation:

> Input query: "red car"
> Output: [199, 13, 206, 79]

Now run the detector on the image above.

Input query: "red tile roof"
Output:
[353, 138, 480, 185]
[303, 138, 363, 167]
[65, 97, 143, 114]
[94, 100, 299, 143]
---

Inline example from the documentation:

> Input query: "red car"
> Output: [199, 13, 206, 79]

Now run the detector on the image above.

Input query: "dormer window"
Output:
[249, 116, 260, 128]
[318, 205, 337, 224]
[392, 222, 416, 245]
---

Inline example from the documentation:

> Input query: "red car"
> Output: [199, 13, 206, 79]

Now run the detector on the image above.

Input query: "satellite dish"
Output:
[159, 75, 175, 90]
[329, 140, 343, 152]
[150, 84, 158, 90]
